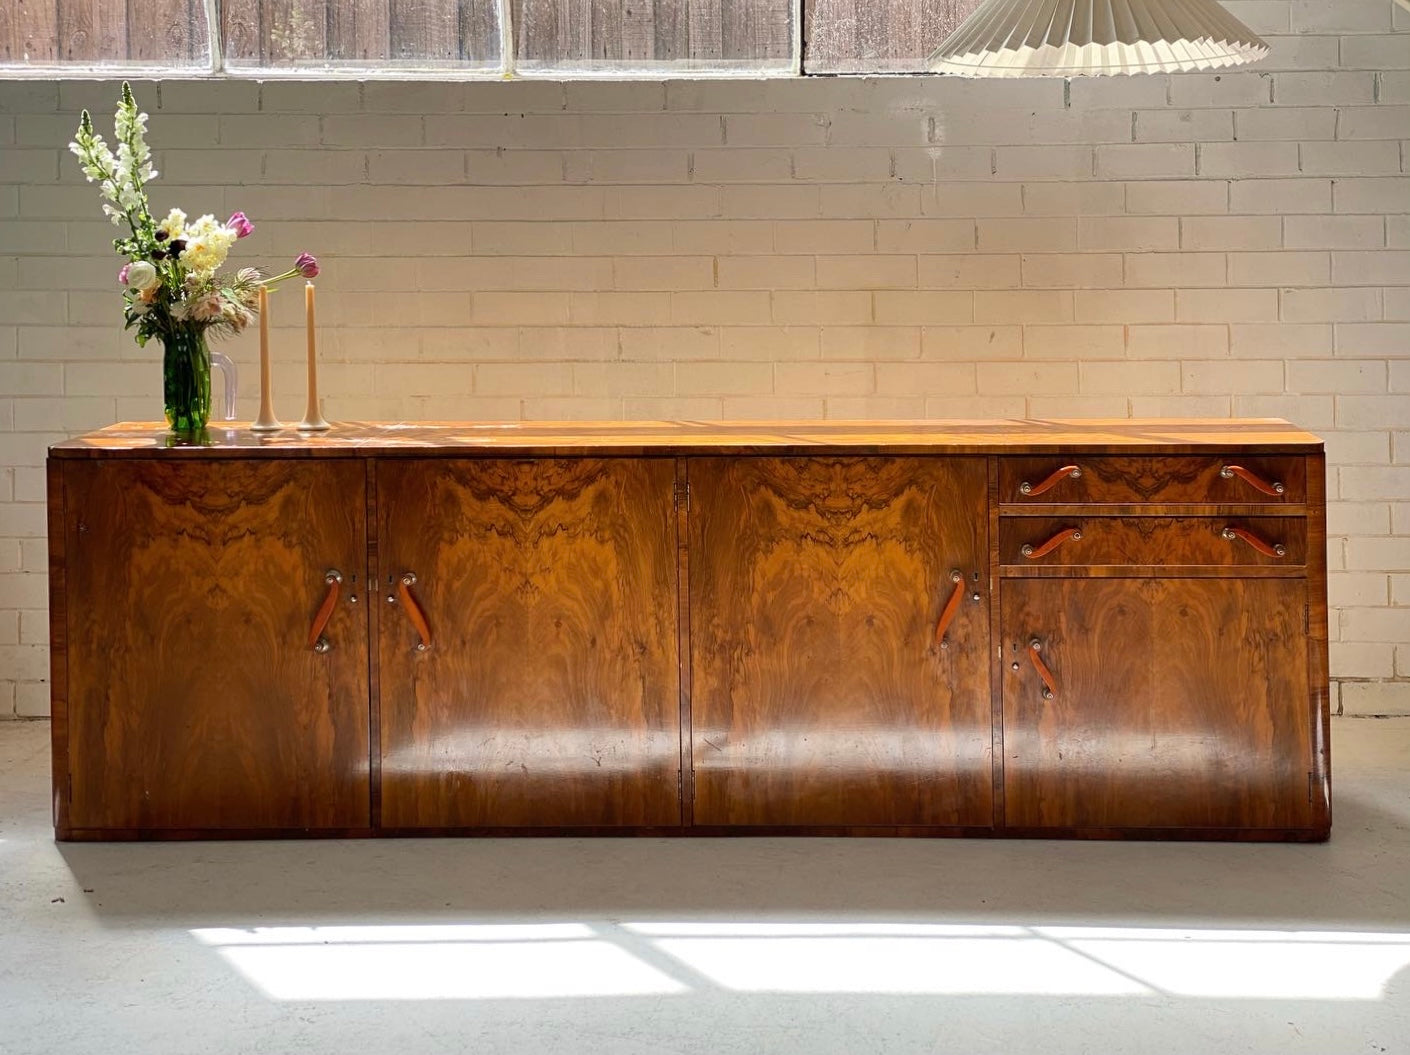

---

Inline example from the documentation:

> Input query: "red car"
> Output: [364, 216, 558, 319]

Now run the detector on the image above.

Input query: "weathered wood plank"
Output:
[621, 0, 653, 62]
[687, 0, 722, 60]
[653, 0, 685, 60]
[804, 0, 982, 73]
[57, 0, 126, 61]
[460, 0, 500, 63]
[329, 0, 391, 62]
[591, 0, 622, 60]
[723, 0, 790, 60]
[0, 0, 60, 62]
[220, 0, 262, 63]
[390, 0, 453, 61]
[127, 0, 195, 63]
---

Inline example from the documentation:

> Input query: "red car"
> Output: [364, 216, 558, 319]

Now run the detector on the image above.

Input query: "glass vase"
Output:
[162, 324, 212, 434]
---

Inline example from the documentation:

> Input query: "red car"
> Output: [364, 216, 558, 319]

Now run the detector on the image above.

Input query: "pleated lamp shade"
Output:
[930, 0, 1270, 77]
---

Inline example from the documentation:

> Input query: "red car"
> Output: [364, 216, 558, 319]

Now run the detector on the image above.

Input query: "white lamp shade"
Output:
[930, 0, 1270, 77]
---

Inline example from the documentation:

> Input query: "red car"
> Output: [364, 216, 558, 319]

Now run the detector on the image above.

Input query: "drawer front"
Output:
[1000, 455, 1305, 506]
[1000, 516, 1307, 568]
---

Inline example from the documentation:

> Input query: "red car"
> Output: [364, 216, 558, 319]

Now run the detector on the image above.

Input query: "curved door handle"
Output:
[1220, 464, 1285, 497]
[1222, 525, 1286, 559]
[1021, 528, 1082, 560]
[395, 572, 433, 652]
[1028, 638, 1058, 701]
[1019, 464, 1082, 497]
[934, 570, 965, 650]
[307, 569, 342, 652]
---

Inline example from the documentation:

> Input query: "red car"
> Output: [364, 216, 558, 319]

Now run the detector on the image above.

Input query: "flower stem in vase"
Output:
[162, 324, 212, 435]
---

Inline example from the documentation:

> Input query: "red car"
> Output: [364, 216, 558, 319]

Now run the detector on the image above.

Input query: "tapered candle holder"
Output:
[251, 285, 283, 432]
[298, 280, 330, 432]
[298, 400, 330, 432]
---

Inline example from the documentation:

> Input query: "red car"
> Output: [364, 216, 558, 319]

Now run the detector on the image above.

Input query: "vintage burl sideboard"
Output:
[46, 419, 1331, 841]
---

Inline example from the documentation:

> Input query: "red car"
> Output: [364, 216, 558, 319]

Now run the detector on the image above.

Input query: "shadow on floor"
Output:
[51, 779, 1407, 933]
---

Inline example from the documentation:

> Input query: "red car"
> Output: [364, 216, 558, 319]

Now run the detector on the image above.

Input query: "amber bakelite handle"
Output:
[934, 570, 965, 650]
[1019, 464, 1081, 497]
[307, 570, 342, 652]
[1222, 526, 1287, 559]
[1220, 464, 1284, 497]
[397, 572, 433, 652]
[1021, 528, 1082, 560]
[1027, 639, 1058, 701]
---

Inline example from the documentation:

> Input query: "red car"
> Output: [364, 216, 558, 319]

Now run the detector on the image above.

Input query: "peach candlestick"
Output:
[251, 285, 282, 432]
[298, 280, 330, 431]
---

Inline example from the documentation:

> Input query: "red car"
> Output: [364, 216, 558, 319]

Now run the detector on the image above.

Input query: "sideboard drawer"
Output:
[1000, 516, 1307, 569]
[1000, 455, 1305, 507]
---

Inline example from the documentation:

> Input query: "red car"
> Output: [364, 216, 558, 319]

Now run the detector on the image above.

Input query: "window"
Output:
[803, 0, 982, 74]
[0, 0, 976, 75]
[515, 0, 793, 74]
[1, 0, 211, 67]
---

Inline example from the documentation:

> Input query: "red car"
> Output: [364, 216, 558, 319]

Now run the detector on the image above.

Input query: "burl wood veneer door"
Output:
[376, 458, 681, 829]
[63, 460, 370, 832]
[689, 457, 992, 828]
[1001, 578, 1315, 832]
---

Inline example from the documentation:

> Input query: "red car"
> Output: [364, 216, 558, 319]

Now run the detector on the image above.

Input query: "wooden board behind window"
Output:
[804, 0, 981, 72]
[219, 0, 500, 65]
[513, 0, 791, 67]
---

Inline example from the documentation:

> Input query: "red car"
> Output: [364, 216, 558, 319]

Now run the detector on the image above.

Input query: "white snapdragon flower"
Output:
[112, 85, 157, 210]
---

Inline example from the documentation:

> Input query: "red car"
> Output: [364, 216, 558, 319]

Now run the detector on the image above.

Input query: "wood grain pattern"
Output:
[513, 0, 787, 65]
[689, 456, 993, 827]
[377, 457, 681, 828]
[126, 0, 195, 61]
[263, 0, 327, 63]
[1000, 577, 1315, 831]
[62, 459, 370, 831]
[1002, 455, 1306, 506]
[51, 419, 1326, 459]
[56, 0, 124, 60]
[1, 0, 59, 61]
[1000, 516, 1307, 569]
[220, 0, 262, 63]
[47, 426, 1329, 842]
[328, 0, 391, 61]
[804, 0, 982, 73]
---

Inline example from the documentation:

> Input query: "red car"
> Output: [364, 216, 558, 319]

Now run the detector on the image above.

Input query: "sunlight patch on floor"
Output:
[189, 921, 1410, 1002]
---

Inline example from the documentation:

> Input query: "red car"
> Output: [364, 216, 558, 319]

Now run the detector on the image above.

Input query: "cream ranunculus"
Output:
[124, 260, 159, 291]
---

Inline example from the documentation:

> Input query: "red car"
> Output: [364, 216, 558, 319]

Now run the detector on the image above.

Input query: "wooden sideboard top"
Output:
[49, 418, 1324, 459]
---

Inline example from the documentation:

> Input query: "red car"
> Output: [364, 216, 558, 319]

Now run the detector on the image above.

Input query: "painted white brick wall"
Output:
[1, 0, 1407, 718]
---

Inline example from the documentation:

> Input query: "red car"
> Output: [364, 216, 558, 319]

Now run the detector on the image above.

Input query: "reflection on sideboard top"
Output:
[49, 418, 1324, 459]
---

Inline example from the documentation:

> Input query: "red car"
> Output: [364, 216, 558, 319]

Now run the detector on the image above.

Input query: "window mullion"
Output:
[204, 0, 224, 73]
[794, 0, 804, 75]
[500, 0, 516, 77]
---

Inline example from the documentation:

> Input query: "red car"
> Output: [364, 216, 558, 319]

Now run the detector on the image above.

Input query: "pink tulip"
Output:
[117, 262, 130, 285]
[226, 211, 255, 238]
[295, 252, 320, 278]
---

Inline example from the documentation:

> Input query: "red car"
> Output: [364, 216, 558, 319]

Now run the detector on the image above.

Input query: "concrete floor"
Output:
[1, 720, 1407, 1055]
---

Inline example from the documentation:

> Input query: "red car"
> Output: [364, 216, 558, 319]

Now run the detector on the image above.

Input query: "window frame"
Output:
[0, 0, 967, 80]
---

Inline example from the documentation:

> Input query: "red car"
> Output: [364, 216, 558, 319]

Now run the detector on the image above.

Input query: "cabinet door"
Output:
[1001, 578, 1314, 831]
[689, 457, 992, 828]
[377, 458, 681, 828]
[63, 460, 370, 832]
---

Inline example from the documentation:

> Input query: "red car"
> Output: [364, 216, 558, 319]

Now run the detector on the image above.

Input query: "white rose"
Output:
[125, 260, 159, 292]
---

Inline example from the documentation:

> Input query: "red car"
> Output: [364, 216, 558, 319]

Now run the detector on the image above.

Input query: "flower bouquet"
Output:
[70, 82, 318, 434]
